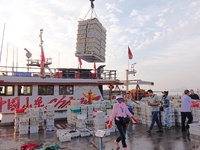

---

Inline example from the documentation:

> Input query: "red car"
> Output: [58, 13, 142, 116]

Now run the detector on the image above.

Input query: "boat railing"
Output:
[0, 66, 118, 80]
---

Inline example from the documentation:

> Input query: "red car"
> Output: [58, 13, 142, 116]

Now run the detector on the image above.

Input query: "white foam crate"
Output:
[19, 130, 29, 135]
[189, 123, 200, 130]
[70, 130, 80, 138]
[79, 129, 91, 137]
[59, 135, 71, 142]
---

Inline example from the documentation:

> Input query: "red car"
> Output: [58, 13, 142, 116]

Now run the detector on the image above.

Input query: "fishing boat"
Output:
[0, 69, 122, 123]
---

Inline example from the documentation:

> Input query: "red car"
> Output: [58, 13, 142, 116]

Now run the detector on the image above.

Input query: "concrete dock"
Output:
[0, 123, 200, 150]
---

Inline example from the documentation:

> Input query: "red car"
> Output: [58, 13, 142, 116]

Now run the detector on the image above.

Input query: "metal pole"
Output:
[16, 47, 18, 71]
[0, 23, 6, 65]
[6, 42, 8, 74]
[99, 137, 103, 150]
[126, 69, 129, 93]
[12, 46, 15, 75]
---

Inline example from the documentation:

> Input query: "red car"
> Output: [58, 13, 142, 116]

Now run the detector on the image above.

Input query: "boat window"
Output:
[0, 85, 14, 96]
[18, 85, 32, 96]
[59, 85, 73, 95]
[38, 85, 54, 95]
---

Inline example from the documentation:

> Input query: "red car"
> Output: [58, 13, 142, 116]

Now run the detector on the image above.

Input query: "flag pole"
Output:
[127, 46, 129, 93]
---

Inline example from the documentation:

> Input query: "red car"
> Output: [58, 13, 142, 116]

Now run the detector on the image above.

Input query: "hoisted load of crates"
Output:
[75, 0, 106, 63]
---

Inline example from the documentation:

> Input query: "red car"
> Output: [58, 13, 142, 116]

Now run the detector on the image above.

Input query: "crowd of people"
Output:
[107, 89, 200, 149]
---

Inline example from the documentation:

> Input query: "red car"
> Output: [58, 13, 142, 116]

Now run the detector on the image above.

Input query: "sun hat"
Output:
[116, 95, 123, 100]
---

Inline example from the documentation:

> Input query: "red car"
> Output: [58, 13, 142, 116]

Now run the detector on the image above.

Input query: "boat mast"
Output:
[0, 23, 6, 65]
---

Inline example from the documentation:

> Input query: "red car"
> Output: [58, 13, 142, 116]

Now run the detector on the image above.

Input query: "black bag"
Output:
[160, 106, 164, 111]
[121, 117, 131, 124]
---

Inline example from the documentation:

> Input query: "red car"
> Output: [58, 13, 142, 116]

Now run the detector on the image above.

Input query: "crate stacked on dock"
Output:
[38, 107, 45, 129]
[145, 105, 152, 126]
[104, 100, 112, 110]
[93, 111, 106, 130]
[197, 110, 200, 123]
[191, 107, 200, 123]
[79, 128, 91, 137]
[174, 106, 181, 126]
[189, 123, 200, 136]
[46, 104, 55, 131]
[29, 108, 39, 133]
[140, 102, 147, 125]
[133, 103, 142, 122]
[75, 18, 107, 63]
[76, 114, 87, 129]
[56, 130, 71, 142]
[80, 105, 88, 115]
[94, 103, 101, 112]
[67, 100, 81, 126]
[19, 117, 29, 134]
[14, 112, 25, 133]
[87, 105, 94, 126]
[100, 101, 106, 112]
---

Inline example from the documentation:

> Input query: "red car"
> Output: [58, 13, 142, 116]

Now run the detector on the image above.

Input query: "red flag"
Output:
[128, 46, 133, 59]
[40, 47, 45, 76]
[78, 57, 82, 68]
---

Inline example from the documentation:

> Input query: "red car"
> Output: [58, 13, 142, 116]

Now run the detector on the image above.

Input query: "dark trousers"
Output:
[181, 112, 193, 131]
[115, 118, 127, 148]
[149, 111, 162, 130]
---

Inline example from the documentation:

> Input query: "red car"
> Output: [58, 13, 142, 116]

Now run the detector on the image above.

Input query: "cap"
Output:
[162, 91, 169, 95]
[116, 95, 123, 100]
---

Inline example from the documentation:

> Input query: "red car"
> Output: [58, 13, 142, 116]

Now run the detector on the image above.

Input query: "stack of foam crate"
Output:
[93, 111, 106, 130]
[133, 103, 142, 122]
[56, 130, 71, 142]
[76, 114, 87, 129]
[19, 117, 29, 134]
[87, 105, 94, 126]
[191, 107, 200, 123]
[140, 102, 147, 125]
[197, 110, 200, 123]
[67, 100, 81, 126]
[174, 107, 181, 126]
[38, 107, 45, 130]
[76, 18, 107, 62]
[14, 112, 25, 133]
[145, 105, 152, 126]
[46, 104, 55, 131]
[189, 123, 200, 136]
[100, 101, 106, 112]
[29, 108, 39, 133]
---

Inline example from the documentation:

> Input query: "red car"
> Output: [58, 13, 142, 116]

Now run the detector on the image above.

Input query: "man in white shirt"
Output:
[181, 89, 196, 132]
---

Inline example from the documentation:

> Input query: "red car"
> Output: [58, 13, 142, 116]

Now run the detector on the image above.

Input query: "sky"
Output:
[0, 0, 200, 93]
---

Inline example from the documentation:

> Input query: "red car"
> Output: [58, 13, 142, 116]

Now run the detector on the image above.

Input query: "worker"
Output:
[146, 89, 163, 133]
[107, 95, 138, 150]
[189, 89, 199, 100]
[181, 89, 197, 132]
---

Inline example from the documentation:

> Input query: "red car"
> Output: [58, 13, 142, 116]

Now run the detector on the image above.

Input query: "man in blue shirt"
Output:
[161, 91, 170, 129]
